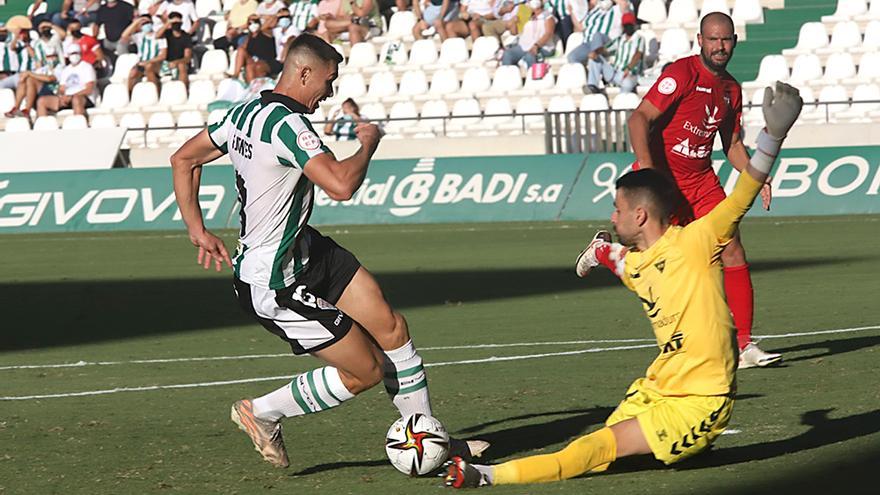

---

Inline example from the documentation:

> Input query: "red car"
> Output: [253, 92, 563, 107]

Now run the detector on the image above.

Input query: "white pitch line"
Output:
[0, 344, 658, 400]
[2, 325, 878, 372]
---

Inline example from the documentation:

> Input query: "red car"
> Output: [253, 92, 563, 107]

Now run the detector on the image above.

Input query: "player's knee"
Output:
[344, 359, 383, 394]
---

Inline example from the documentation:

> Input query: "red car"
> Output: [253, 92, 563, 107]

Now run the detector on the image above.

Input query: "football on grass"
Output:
[385, 413, 450, 476]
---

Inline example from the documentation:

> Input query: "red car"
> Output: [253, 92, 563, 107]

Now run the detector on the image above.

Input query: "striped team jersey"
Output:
[607, 31, 645, 74]
[135, 33, 167, 62]
[290, 0, 319, 33]
[583, 4, 623, 40]
[0, 42, 21, 73]
[620, 171, 765, 397]
[546, 0, 567, 18]
[207, 90, 333, 290]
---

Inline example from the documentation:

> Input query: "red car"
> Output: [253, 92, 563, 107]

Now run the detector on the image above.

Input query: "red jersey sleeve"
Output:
[644, 59, 693, 114]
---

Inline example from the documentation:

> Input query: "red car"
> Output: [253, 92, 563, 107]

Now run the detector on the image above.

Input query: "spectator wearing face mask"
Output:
[5, 45, 64, 119]
[36, 43, 97, 118]
[120, 14, 167, 93]
[230, 15, 280, 82]
[156, 0, 200, 38]
[324, 98, 364, 141]
[32, 21, 66, 66]
[62, 18, 105, 70]
[273, 9, 296, 61]
[96, 0, 135, 58]
[156, 11, 193, 87]
[580, 11, 642, 94]
[501, 0, 556, 68]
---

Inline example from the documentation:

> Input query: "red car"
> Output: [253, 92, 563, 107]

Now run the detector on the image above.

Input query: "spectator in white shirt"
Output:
[156, 0, 199, 36]
[480, 0, 523, 42]
[501, 0, 556, 68]
[36, 43, 96, 117]
[460, 0, 496, 40]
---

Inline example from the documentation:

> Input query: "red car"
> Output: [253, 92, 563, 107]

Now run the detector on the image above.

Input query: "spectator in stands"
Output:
[156, 0, 200, 39]
[580, 11, 642, 94]
[501, 0, 556, 68]
[209, 59, 275, 112]
[95, 0, 135, 58]
[546, 0, 573, 51]
[58, 0, 100, 28]
[120, 15, 166, 93]
[36, 44, 96, 117]
[460, 0, 497, 40]
[567, 0, 589, 33]
[566, 0, 625, 65]
[315, 0, 343, 40]
[5, 45, 63, 118]
[480, 0, 522, 43]
[0, 24, 24, 89]
[412, 0, 461, 41]
[30, 0, 65, 27]
[287, 0, 321, 37]
[227, 0, 259, 30]
[320, 0, 379, 44]
[63, 18, 106, 77]
[230, 15, 280, 82]
[273, 8, 301, 62]
[324, 97, 364, 141]
[32, 21, 66, 66]
[157, 11, 193, 87]
[256, 0, 289, 23]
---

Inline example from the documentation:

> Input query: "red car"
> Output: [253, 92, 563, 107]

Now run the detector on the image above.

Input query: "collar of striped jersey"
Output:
[260, 90, 310, 113]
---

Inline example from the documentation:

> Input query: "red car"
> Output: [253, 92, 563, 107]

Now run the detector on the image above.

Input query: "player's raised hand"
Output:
[762, 81, 803, 139]
[355, 122, 382, 151]
[190, 229, 233, 272]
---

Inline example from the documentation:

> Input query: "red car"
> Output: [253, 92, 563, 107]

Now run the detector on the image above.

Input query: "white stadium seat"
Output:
[555, 63, 587, 91]
[397, 70, 429, 97]
[119, 112, 146, 130]
[836, 83, 880, 119]
[90, 113, 117, 129]
[751, 55, 789, 85]
[428, 69, 460, 96]
[0, 88, 14, 112]
[387, 11, 417, 40]
[565, 32, 585, 56]
[699, 0, 729, 19]
[580, 94, 610, 111]
[109, 53, 138, 84]
[548, 95, 576, 112]
[33, 116, 59, 131]
[438, 38, 469, 66]
[637, 0, 667, 24]
[785, 23, 829, 55]
[348, 42, 377, 68]
[665, 0, 698, 25]
[449, 98, 482, 128]
[482, 97, 514, 126]
[856, 0, 880, 20]
[658, 28, 691, 61]
[379, 41, 409, 66]
[211, 20, 229, 41]
[817, 84, 850, 118]
[177, 110, 205, 128]
[360, 102, 387, 121]
[460, 67, 492, 93]
[386, 101, 419, 132]
[99, 83, 129, 111]
[824, 21, 862, 52]
[336, 73, 368, 99]
[469, 36, 500, 65]
[856, 51, 880, 81]
[611, 92, 641, 110]
[215, 78, 246, 102]
[861, 20, 880, 49]
[186, 79, 217, 106]
[515, 96, 545, 125]
[489, 65, 523, 93]
[196, 0, 221, 17]
[523, 71, 555, 91]
[62, 115, 88, 130]
[5, 117, 30, 132]
[408, 39, 438, 66]
[732, 0, 763, 24]
[199, 50, 229, 77]
[789, 54, 823, 86]
[158, 81, 188, 107]
[146, 111, 175, 144]
[367, 71, 398, 99]
[130, 82, 159, 108]
[822, 53, 856, 82]
[419, 99, 449, 131]
[822, 0, 868, 22]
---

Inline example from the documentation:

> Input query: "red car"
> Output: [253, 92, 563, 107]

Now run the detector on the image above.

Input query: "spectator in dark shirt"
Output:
[96, 0, 135, 58]
[157, 11, 193, 87]
[230, 14, 280, 82]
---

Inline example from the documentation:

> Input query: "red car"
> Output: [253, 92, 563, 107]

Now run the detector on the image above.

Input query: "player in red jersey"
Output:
[628, 12, 781, 369]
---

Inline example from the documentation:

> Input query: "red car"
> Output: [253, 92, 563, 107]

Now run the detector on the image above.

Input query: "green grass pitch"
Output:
[1, 216, 879, 494]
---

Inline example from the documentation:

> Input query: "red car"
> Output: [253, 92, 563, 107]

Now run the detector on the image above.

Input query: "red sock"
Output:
[724, 264, 753, 350]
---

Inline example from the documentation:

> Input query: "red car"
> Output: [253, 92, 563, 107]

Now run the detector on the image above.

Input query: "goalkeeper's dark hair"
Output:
[285, 33, 343, 66]
[615, 169, 678, 223]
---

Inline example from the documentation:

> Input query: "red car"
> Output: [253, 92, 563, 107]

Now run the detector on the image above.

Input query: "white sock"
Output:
[383, 339, 433, 417]
[252, 366, 355, 421]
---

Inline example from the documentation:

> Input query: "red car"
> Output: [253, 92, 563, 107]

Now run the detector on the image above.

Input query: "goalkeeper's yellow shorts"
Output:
[605, 378, 734, 465]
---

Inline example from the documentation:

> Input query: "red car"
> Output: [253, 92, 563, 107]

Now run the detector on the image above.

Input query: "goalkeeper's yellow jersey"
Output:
[620, 172, 764, 397]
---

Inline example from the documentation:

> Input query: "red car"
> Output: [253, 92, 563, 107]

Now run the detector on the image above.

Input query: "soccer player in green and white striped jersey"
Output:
[171, 34, 488, 469]
[120, 15, 167, 94]
[584, 12, 643, 93]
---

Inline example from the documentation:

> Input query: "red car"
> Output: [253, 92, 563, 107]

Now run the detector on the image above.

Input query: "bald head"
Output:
[700, 12, 734, 35]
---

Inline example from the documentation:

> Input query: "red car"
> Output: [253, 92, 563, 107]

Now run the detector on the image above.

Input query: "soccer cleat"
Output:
[738, 342, 782, 369]
[444, 456, 491, 489]
[448, 437, 491, 461]
[575, 230, 613, 278]
[230, 399, 290, 468]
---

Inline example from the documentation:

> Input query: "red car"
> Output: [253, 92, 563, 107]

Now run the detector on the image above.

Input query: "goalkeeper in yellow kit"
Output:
[444, 82, 803, 488]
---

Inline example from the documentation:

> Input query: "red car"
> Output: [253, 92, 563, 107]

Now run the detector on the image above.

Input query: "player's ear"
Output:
[300, 66, 311, 85]
[732, 34, 738, 48]
[635, 207, 649, 227]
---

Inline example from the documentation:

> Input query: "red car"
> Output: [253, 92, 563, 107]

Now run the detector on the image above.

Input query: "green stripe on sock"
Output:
[397, 379, 428, 395]
[322, 367, 343, 403]
[290, 377, 311, 413]
[306, 371, 330, 410]
[389, 364, 424, 379]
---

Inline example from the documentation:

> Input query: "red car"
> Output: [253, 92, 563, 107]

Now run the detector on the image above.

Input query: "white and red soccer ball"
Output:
[385, 413, 450, 476]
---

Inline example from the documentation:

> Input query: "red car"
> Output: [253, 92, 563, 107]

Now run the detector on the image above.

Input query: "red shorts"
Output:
[631, 161, 726, 225]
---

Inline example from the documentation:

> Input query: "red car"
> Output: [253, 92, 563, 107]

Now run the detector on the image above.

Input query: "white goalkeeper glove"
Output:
[762, 81, 803, 140]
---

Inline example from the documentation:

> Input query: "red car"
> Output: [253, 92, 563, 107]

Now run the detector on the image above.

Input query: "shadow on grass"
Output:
[0, 256, 864, 351]
[764, 335, 880, 363]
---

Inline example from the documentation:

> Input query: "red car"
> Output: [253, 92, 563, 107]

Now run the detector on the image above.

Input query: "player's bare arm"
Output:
[170, 129, 233, 272]
[628, 99, 663, 168]
[302, 122, 382, 200]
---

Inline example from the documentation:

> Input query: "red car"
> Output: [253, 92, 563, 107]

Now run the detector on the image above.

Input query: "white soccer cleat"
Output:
[575, 230, 613, 278]
[231, 399, 290, 468]
[738, 342, 783, 369]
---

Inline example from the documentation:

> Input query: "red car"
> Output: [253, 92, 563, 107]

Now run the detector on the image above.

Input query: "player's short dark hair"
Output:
[700, 11, 734, 34]
[616, 169, 678, 222]
[287, 34, 343, 65]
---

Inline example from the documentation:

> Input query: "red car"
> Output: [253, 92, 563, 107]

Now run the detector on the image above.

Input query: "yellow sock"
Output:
[493, 427, 617, 485]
